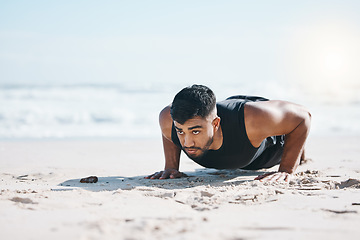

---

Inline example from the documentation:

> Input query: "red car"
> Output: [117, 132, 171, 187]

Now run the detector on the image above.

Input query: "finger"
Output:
[271, 172, 291, 182]
[263, 172, 290, 182]
[159, 171, 171, 179]
[255, 172, 274, 180]
[284, 173, 291, 182]
[260, 172, 282, 182]
[255, 175, 268, 181]
[255, 174, 267, 180]
[144, 173, 154, 179]
[274, 172, 286, 182]
[169, 171, 182, 179]
[150, 172, 163, 179]
[145, 173, 156, 179]
[261, 173, 277, 182]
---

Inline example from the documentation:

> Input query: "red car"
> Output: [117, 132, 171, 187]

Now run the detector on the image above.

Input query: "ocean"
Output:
[1, 82, 359, 140]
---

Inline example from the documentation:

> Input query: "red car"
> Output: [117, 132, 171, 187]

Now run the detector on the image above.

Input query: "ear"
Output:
[212, 116, 221, 130]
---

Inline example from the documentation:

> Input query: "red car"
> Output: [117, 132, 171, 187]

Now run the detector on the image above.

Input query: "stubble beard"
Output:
[182, 137, 214, 161]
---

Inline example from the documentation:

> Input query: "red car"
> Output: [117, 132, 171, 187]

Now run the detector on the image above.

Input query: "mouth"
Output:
[184, 148, 201, 155]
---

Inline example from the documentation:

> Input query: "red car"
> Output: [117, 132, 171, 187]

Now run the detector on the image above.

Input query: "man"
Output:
[146, 85, 311, 182]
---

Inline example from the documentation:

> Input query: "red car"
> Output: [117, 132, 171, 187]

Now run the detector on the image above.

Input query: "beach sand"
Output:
[0, 135, 359, 240]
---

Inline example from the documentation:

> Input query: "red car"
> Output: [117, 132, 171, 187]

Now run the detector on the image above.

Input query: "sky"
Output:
[1, 0, 360, 97]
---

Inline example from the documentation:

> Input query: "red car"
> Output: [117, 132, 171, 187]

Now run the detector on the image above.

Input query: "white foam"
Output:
[0, 83, 359, 139]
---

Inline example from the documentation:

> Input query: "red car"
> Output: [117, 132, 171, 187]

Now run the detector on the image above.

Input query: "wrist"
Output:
[164, 165, 179, 171]
[278, 166, 295, 174]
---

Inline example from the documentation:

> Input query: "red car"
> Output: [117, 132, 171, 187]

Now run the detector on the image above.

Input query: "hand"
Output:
[145, 169, 186, 180]
[254, 171, 291, 182]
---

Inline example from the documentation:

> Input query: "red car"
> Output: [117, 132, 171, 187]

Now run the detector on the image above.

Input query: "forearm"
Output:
[162, 135, 181, 170]
[278, 114, 311, 173]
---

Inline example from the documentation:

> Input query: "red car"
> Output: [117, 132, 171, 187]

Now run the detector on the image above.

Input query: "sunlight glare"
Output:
[284, 20, 360, 101]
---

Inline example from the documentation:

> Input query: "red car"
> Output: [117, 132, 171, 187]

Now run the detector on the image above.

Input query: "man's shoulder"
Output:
[217, 95, 269, 113]
[216, 97, 247, 113]
[159, 106, 173, 140]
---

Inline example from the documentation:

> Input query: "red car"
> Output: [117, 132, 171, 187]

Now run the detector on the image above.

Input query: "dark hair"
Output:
[170, 84, 216, 124]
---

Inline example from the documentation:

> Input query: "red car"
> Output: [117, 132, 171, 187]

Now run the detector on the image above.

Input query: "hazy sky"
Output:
[1, 0, 359, 95]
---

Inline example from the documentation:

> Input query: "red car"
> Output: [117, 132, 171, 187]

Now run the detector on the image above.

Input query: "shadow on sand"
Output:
[56, 168, 268, 192]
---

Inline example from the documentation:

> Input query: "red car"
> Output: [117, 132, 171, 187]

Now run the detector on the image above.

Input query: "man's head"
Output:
[170, 85, 220, 160]
[170, 84, 216, 124]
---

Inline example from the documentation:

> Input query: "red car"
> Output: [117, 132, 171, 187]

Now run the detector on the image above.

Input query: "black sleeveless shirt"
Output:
[171, 95, 284, 170]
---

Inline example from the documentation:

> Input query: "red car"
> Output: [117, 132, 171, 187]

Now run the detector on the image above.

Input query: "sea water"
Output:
[1, 82, 359, 140]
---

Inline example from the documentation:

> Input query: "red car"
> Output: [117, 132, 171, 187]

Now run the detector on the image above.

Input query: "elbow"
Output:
[305, 109, 312, 125]
[301, 108, 312, 134]
[291, 106, 312, 135]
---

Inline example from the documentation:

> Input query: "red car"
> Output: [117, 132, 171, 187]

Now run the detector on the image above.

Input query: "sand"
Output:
[0, 135, 359, 240]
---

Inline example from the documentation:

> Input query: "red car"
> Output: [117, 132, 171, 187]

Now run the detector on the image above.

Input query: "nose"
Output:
[183, 135, 195, 148]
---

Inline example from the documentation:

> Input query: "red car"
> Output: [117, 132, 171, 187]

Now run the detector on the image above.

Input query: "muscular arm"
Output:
[159, 106, 181, 169]
[145, 106, 183, 179]
[244, 100, 311, 179]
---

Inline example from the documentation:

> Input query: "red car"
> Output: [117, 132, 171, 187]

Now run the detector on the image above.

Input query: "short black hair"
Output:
[170, 84, 216, 124]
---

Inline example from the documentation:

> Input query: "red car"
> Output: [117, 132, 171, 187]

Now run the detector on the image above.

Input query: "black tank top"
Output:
[171, 95, 283, 169]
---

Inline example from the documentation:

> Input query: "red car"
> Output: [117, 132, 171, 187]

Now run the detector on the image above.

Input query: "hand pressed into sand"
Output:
[145, 168, 186, 180]
[255, 171, 291, 182]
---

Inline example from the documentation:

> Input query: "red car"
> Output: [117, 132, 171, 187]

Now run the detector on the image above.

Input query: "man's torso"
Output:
[171, 95, 284, 169]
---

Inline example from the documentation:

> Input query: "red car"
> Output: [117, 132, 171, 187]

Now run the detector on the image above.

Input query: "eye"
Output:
[192, 130, 200, 135]
[177, 131, 184, 135]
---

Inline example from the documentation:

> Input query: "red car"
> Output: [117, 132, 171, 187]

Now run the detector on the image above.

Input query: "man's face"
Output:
[174, 116, 217, 160]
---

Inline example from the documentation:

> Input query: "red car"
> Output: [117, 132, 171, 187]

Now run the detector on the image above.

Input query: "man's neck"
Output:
[210, 125, 223, 151]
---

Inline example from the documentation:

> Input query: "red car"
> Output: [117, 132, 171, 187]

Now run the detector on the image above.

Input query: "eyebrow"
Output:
[189, 125, 203, 130]
[174, 125, 203, 131]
